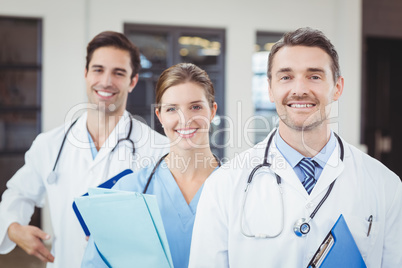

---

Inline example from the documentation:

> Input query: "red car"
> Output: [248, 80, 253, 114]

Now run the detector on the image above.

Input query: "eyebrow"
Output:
[306, 67, 326, 74]
[161, 100, 205, 106]
[90, 65, 128, 73]
[114, 68, 128, 73]
[276, 67, 326, 75]
[90, 64, 104, 69]
[276, 67, 292, 74]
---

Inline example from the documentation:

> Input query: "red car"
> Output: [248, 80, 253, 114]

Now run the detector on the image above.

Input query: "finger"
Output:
[37, 246, 55, 263]
[33, 250, 48, 262]
[33, 227, 51, 241]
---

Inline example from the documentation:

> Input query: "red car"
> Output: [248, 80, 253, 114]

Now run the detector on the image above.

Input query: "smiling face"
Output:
[268, 45, 343, 133]
[85, 46, 138, 116]
[155, 82, 217, 151]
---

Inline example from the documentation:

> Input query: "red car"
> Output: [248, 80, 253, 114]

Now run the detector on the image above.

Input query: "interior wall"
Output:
[1, 0, 362, 232]
[0, 0, 363, 155]
[0, 0, 87, 132]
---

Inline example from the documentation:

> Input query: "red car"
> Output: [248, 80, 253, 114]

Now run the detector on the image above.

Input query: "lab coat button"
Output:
[306, 202, 314, 208]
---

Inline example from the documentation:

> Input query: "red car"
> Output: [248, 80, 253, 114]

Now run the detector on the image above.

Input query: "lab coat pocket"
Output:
[342, 214, 381, 261]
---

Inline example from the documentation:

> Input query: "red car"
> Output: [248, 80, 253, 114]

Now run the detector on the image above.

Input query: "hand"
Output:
[7, 222, 55, 263]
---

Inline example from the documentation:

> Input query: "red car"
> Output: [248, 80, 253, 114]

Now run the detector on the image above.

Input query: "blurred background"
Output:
[1, 0, 401, 266]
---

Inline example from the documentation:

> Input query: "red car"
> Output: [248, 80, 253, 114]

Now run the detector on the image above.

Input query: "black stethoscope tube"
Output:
[51, 119, 78, 172]
[142, 153, 221, 194]
[47, 114, 135, 184]
[243, 129, 344, 238]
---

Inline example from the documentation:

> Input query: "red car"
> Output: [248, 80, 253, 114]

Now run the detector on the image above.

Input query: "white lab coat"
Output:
[189, 131, 402, 268]
[0, 111, 169, 268]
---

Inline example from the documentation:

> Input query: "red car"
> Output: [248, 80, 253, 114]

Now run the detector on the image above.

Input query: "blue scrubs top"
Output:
[81, 160, 210, 268]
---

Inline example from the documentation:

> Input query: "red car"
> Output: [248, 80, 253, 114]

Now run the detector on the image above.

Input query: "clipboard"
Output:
[72, 169, 133, 236]
[307, 214, 367, 268]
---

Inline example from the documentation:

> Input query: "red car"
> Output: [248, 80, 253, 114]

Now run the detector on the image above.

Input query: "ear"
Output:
[210, 102, 218, 122]
[332, 76, 344, 101]
[128, 74, 139, 93]
[84, 68, 88, 78]
[268, 79, 275, 103]
[155, 107, 163, 125]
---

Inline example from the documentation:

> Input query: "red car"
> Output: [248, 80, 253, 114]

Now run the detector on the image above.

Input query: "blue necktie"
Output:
[299, 158, 316, 194]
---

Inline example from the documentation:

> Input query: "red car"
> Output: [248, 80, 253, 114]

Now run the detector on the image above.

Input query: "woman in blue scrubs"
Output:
[81, 63, 219, 268]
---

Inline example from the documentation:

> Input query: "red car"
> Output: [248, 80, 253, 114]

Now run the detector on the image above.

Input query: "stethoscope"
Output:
[142, 153, 221, 194]
[47, 114, 136, 184]
[240, 129, 344, 238]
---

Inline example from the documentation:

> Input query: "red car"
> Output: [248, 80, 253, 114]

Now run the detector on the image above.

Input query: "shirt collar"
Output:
[275, 130, 337, 169]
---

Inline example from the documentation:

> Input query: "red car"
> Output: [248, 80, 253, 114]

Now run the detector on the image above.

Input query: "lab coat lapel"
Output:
[268, 135, 344, 199]
[269, 144, 307, 194]
[69, 112, 93, 165]
[310, 140, 344, 198]
[89, 112, 130, 169]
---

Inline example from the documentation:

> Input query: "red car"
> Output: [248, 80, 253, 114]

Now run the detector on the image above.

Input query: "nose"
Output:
[181, 110, 193, 127]
[175, 109, 194, 128]
[100, 72, 113, 88]
[290, 77, 309, 96]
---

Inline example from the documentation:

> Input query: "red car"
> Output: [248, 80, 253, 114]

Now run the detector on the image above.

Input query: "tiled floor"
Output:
[0, 247, 46, 268]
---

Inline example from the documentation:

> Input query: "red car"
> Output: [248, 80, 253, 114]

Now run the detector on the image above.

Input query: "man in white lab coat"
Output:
[189, 27, 402, 267]
[0, 31, 168, 267]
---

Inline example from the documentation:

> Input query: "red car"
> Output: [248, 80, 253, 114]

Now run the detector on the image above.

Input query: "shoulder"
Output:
[29, 119, 80, 150]
[113, 165, 156, 192]
[205, 143, 265, 190]
[341, 139, 401, 204]
[130, 116, 169, 149]
[343, 140, 399, 182]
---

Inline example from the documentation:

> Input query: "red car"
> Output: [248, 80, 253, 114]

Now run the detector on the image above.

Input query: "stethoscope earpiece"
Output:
[47, 171, 58, 184]
[293, 218, 311, 237]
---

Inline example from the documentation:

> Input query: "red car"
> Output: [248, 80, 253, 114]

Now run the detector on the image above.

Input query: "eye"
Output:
[93, 68, 102, 73]
[166, 107, 176, 112]
[311, 75, 321, 80]
[191, 105, 202, 110]
[115, 72, 125, 77]
[280, 75, 291, 81]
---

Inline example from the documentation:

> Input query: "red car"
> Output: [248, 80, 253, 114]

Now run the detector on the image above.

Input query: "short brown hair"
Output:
[155, 63, 215, 109]
[86, 31, 141, 79]
[268, 27, 341, 83]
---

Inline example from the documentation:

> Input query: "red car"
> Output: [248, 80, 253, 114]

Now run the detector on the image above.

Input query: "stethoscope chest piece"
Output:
[47, 171, 58, 184]
[293, 218, 311, 237]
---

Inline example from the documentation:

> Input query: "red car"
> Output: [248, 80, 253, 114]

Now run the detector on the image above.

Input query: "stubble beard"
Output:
[278, 106, 327, 132]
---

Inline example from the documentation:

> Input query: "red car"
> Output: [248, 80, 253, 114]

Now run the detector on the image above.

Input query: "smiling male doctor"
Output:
[0, 31, 168, 267]
[189, 27, 402, 267]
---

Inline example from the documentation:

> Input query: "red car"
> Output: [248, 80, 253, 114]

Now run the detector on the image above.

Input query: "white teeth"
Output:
[290, 104, 314, 108]
[177, 129, 197, 135]
[97, 91, 113, 97]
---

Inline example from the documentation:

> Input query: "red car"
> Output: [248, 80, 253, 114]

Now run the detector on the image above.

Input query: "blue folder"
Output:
[74, 188, 174, 268]
[72, 169, 133, 236]
[307, 214, 366, 268]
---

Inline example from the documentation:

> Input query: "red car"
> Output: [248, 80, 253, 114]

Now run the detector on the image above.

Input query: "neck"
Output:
[86, 109, 124, 150]
[165, 147, 218, 205]
[166, 148, 218, 181]
[278, 122, 332, 158]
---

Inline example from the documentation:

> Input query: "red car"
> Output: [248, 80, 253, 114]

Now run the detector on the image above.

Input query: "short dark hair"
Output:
[268, 27, 341, 83]
[155, 63, 215, 110]
[86, 31, 141, 79]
